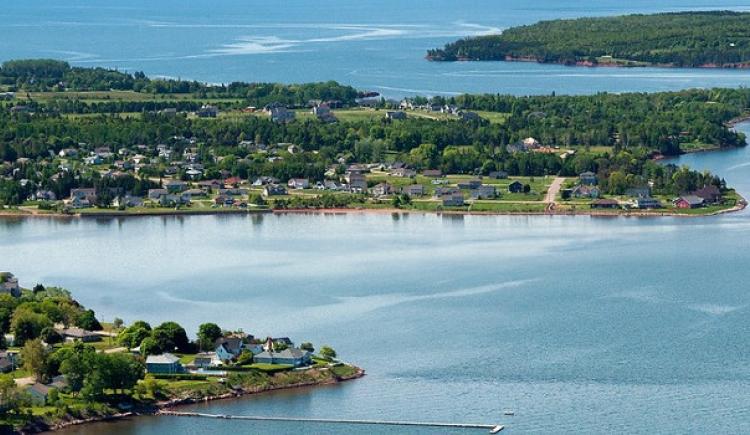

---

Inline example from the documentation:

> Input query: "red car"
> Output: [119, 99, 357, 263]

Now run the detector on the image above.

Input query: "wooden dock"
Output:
[160, 410, 504, 432]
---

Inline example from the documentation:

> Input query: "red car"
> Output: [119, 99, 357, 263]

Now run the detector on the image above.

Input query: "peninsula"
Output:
[0, 274, 363, 433]
[0, 59, 747, 218]
[427, 11, 750, 68]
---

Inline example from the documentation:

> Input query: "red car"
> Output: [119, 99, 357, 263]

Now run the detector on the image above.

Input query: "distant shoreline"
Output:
[427, 54, 750, 70]
[0, 197, 744, 220]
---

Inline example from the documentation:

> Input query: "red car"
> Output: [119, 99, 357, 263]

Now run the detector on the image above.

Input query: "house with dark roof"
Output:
[471, 185, 497, 200]
[591, 198, 620, 209]
[507, 181, 524, 193]
[254, 348, 312, 367]
[215, 337, 245, 362]
[402, 184, 424, 197]
[441, 192, 465, 207]
[634, 197, 662, 209]
[57, 327, 102, 343]
[694, 185, 721, 204]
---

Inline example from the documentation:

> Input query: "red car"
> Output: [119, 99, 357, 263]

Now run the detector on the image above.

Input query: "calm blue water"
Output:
[4, 2, 750, 433]
[3, 0, 750, 96]
[2, 127, 749, 434]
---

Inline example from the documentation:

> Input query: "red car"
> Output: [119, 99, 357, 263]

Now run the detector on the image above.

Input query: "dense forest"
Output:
[0, 59, 360, 106]
[427, 11, 750, 67]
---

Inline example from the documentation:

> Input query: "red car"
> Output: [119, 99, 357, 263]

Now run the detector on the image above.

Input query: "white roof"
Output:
[146, 353, 180, 364]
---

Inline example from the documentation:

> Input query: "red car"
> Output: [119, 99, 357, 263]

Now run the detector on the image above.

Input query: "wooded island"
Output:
[427, 11, 750, 68]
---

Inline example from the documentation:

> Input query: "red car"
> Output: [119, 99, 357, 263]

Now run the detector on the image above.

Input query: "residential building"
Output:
[57, 327, 102, 343]
[674, 195, 704, 209]
[197, 105, 219, 118]
[694, 185, 721, 204]
[488, 171, 509, 179]
[26, 383, 51, 405]
[345, 172, 367, 192]
[145, 353, 183, 374]
[270, 107, 296, 123]
[215, 337, 245, 362]
[253, 348, 312, 367]
[385, 111, 407, 120]
[507, 181, 524, 193]
[634, 197, 663, 209]
[591, 198, 620, 209]
[287, 178, 310, 190]
[370, 183, 394, 196]
[471, 185, 497, 200]
[441, 192, 465, 207]
[263, 184, 288, 197]
[422, 169, 443, 178]
[192, 352, 222, 369]
[402, 184, 424, 196]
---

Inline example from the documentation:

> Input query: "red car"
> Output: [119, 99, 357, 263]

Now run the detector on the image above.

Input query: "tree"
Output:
[76, 309, 102, 331]
[0, 374, 19, 414]
[113, 317, 124, 330]
[21, 339, 48, 382]
[103, 353, 144, 393]
[151, 321, 190, 353]
[197, 323, 222, 352]
[32, 284, 45, 294]
[118, 321, 151, 349]
[319, 345, 337, 361]
[11, 308, 52, 346]
[40, 327, 62, 344]
[139, 337, 160, 356]
[300, 342, 315, 353]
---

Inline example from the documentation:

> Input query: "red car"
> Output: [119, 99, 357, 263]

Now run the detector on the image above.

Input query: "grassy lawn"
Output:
[246, 363, 294, 372]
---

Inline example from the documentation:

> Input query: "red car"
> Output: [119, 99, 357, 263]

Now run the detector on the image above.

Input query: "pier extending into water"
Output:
[160, 410, 505, 432]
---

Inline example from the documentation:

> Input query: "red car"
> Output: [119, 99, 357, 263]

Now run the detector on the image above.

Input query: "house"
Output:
[50, 375, 68, 391]
[33, 190, 57, 201]
[196, 105, 219, 118]
[159, 193, 190, 207]
[571, 185, 600, 199]
[579, 171, 598, 186]
[0, 273, 20, 298]
[422, 169, 442, 178]
[224, 176, 242, 188]
[270, 107, 296, 123]
[287, 178, 310, 190]
[57, 327, 102, 343]
[626, 187, 651, 198]
[370, 183, 394, 196]
[192, 352, 222, 369]
[507, 137, 540, 153]
[470, 185, 497, 200]
[441, 192, 465, 207]
[345, 172, 367, 192]
[488, 171, 508, 179]
[26, 383, 51, 405]
[215, 337, 245, 362]
[674, 195, 704, 209]
[263, 184, 287, 197]
[84, 155, 103, 165]
[270, 337, 294, 348]
[694, 185, 721, 204]
[634, 197, 662, 209]
[113, 195, 144, 208]
[507, 181, 524, 193]
[457, 179, 482, 190]
[165, 180, 187, 193]
[312, 104, 337, 123]
[591, 198, 620, 209]
[390, 168, 416, 178]
[385, 111, 407, 120]
[145, 353, 184, 374]
[253, 348, 312, 367]
[402, 184, 424, 197]
[148, 189, 169, 200]
[69, 188, 97, 203]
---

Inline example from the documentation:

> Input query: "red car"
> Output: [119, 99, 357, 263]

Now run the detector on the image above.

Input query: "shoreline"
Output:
[34, 367, 365, 433]
[427, 55, 750, 70]
[1, 196, 744, 220]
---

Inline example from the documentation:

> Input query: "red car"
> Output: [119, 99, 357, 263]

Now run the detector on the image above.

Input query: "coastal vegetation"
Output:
[0, 276, 361, 433]
[427, 11, 750, 67]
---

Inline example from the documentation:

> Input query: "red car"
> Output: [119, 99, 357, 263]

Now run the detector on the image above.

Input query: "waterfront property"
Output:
[146, 353, 184, 374]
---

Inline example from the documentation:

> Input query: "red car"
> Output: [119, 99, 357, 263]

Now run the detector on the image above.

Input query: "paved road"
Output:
[545, 177, 566, 205]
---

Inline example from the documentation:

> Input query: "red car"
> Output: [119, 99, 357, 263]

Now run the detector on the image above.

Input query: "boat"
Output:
[503, 410, 515, 416]
[490, 425, 505, 433]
